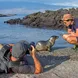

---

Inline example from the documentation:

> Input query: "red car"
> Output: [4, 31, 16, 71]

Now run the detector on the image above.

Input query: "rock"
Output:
[0, 14, 16, 17]
[0, 48, 78, 78]
[4, 18, 22, 24]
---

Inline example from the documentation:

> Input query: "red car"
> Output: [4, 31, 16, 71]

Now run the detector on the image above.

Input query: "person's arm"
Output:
[30, 45, 43, 74]
[76, 29, 78, 36]
[69, 29, 78, 36]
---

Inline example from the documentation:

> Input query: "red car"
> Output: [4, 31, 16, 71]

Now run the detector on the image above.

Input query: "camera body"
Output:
[26, 42, 35, 54]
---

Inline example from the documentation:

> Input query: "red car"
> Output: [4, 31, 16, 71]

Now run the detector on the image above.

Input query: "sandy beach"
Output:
[0, 47, 78, 78]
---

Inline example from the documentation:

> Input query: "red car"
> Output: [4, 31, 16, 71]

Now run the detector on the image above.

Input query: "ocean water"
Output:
[0, 14, 73, 49]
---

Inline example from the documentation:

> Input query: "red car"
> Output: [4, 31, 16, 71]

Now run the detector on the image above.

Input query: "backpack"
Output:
[0, 44, 12, 73]
[0, 43, 29, 74]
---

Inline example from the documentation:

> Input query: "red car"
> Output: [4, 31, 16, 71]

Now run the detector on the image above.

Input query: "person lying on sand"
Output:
[0, 40, 43, 74]
[61, 14, 78, 50]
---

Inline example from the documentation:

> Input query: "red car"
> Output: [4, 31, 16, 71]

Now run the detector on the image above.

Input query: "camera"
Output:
[26, 42, 35, 54]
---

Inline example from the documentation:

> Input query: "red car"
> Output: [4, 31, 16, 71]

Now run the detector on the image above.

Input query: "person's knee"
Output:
[62, 34, 68, 40]
[67, 38, 75, 44]
[67, 38, 72, 43]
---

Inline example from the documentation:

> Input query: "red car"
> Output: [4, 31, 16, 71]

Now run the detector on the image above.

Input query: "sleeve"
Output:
[12, 65, 35, 74]
[74, 19, 78, 29]
[76, 25, 78, 29]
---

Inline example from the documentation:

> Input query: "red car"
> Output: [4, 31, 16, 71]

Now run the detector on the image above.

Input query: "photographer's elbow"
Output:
[34, 68, 43, 74]
[34, 64, 43, 74]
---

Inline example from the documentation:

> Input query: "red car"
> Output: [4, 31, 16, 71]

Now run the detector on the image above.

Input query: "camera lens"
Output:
[29, 42, 35, 50]
[26, 42, 35, 54]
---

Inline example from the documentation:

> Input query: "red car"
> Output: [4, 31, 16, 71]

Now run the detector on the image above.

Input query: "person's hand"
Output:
[70, 32, 75, 36]
[29, 45, 36, 57]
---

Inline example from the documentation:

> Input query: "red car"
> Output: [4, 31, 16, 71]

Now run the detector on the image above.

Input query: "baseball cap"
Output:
[12, 40, 29, 59]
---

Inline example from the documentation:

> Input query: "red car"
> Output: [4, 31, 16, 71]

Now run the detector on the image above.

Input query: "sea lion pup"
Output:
[35, 35, 59, 52]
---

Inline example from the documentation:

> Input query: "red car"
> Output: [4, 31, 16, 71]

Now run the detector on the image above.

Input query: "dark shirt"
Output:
[12, 65, 35, 74]
[69, 19, 78, 33]
[8, 55, 35, 74]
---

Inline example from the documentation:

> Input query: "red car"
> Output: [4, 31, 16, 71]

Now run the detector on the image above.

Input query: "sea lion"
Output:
[35, 35, 59, 52]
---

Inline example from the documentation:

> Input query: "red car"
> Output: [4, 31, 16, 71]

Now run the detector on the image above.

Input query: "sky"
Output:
[0, 0, 78, 6]
[0, 0, 78, 14]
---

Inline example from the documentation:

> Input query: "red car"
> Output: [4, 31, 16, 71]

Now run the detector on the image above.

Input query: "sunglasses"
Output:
[63, 19, 74, 22]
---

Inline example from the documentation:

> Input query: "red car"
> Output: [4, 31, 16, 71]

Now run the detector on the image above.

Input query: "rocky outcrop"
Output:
[4, 8, 78, 30]
[4, 18, 22, 24]
[0, 14, 16, 17]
